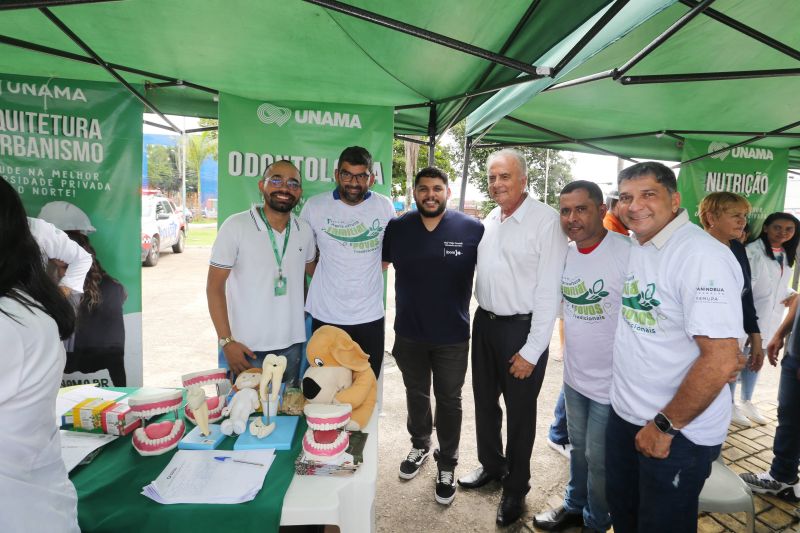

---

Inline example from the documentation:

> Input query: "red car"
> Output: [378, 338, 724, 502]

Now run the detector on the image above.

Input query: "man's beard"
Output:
[417, 198, 446, 218]
[266, 192, 297, 213]
[338, 183, 366, 204]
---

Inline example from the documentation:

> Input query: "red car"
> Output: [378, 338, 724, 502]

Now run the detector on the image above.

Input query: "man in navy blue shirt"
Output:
[382, 166, 484, 506]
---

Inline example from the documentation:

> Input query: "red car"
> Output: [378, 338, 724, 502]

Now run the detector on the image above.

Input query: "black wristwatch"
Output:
[653, 412, 679, 436]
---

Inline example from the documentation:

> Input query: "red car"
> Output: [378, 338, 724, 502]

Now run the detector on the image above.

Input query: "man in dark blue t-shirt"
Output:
[382, 166, 483, 506]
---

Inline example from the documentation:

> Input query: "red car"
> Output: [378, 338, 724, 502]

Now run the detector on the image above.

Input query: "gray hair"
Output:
[486, 149, 527, 178]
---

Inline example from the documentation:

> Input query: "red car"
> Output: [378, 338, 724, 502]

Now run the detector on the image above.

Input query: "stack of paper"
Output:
[295, 451, 359, 477]
[142, 450, 275, 504]
[60, 430, 118, 472]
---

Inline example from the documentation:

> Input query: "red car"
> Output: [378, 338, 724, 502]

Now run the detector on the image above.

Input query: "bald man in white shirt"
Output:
[458, 149, 568, 527]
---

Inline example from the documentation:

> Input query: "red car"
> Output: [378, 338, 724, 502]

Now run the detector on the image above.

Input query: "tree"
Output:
[390, 138, 456, 200]
[450, 121, 574, 215]
[146, 144, 179, 192]
[182, 130, 218, 204]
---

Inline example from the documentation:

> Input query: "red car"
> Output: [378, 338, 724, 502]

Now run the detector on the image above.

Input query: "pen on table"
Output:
[213, 456, 264, 467]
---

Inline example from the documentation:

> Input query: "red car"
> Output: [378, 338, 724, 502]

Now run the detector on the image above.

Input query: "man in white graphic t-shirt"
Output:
[606, 162, 744, 533]
[301, 146, 395, 380]
[534, 181, 629, 533]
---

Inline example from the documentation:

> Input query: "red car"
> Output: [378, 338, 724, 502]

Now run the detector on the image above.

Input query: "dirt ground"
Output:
[142, 244, 781, 533]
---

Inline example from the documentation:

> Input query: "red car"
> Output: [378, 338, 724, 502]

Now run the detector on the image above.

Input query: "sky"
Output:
[143, 115, 800, 209]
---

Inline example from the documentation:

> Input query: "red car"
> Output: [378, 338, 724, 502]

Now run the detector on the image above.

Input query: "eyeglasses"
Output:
[338, 169, 370, 183]
[264, 177, 301, 191]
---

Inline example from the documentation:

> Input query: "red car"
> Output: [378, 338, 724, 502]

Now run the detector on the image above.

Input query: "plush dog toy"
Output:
[302, 325, 376, 430]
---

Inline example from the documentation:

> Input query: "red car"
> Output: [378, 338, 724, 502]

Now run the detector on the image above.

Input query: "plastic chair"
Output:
[698, 458, 755, 532]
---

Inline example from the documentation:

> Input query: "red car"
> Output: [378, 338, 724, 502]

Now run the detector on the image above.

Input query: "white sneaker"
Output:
[547, 438, 572, 459]
[740, 471, 800, 501]
[731, 403, 752, 427]
[740, 401, 769, 425]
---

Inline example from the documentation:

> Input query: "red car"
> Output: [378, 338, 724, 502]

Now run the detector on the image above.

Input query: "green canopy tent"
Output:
[466, 0, 800, 180]
[0, 0, 627, 162]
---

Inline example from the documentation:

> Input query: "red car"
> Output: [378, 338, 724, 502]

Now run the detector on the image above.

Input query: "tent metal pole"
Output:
[621, 68, 800, 84]
[552, 0, 629, 75]
[669, 129, 800, 138]
[505, 116, 637, 162]
[185, 126, 218, 134]
[144, 120, 176, 132]
[0, 34, 219, 95]
[303, 0, 552, 78]
[458, 135, 472, 212]
[395, 134, 429, 146]
[438, 0, 544, 133]
[1, 0, 119, 10]
[40, 7, 183, 134]
[681, 0, 800, 61]
[614, 0, 716, 79]
[427, 103, 437, 167]
[396, 74, 540, 112]
[675, 117, 800, 168]
[544, 69, 614, 92]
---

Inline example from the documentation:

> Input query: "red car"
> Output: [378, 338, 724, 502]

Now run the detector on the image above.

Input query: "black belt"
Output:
[479, 307, 532, 322]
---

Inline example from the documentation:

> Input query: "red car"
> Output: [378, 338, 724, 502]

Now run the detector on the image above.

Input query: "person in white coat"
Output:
[0, 178, 80, 532]
[742, 212, 800, 425]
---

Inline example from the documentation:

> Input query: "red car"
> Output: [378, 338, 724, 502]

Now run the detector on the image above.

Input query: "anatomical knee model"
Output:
[251, 354, 287, 439]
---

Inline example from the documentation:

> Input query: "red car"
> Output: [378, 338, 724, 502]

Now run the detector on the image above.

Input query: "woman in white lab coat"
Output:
[741, 212, 800, 424]
[0, 178, 79, 533]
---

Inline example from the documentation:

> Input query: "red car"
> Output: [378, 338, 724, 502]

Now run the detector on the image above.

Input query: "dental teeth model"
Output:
[302, 404, 352, 462]
[128, 389, 185, 456]
[250, 354, 287, 439]
[181, 369, 230, 436]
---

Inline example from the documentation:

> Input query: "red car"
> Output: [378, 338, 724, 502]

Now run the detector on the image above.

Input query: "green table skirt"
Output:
[69, 395, 305, 533]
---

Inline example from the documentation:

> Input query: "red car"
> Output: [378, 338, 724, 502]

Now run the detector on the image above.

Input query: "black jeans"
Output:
[311, 316, 384, 380]
[392, 334, 469, 470]
[471, 307, 548, 496]
[605, 409, 720, 533]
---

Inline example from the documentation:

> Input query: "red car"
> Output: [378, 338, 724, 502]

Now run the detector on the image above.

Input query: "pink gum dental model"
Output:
[128, 389, 185, 456]
[181, 369, 230, 436]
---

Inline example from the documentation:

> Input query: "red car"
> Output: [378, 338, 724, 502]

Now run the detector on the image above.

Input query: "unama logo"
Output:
[256, 103, 291, 127]
[621, 278, 662, 334]
[708, 141, 730, 161]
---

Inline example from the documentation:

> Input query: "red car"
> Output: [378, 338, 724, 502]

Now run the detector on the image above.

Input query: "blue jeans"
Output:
[729, 346, 759, 401]
[548, 387, 569, 445]
[217, 342, 304, 388]
[769, 357, 800, 483]
[605, 409, 720, 533]
[563, 384, 611, 531]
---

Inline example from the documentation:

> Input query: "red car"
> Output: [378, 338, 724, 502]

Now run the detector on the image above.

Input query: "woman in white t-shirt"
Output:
[743, 212, 800, 425]
[0, 178, 80, 533]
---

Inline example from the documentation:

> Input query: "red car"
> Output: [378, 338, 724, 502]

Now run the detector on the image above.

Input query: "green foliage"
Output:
[449, 122, 574, 214]
[146, 144, 179, 192]
[391, 138, 456, 199]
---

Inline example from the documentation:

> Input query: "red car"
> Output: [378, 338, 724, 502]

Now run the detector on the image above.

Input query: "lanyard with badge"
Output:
[259, 207, 291, 296]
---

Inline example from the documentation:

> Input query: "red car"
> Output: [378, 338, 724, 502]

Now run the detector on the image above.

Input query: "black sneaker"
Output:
[740, 472, 800, 501]
[399, 447, 431, 480]
[435, 468, 456, 505]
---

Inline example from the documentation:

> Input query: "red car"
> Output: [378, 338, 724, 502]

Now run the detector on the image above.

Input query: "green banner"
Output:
[218, 95, 393, 223]
[0, 73, 143, 386]
[678, 138, 788, 235]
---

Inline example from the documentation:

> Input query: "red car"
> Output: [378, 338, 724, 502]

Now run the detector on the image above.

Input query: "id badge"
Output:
[274, 275, 287, 296]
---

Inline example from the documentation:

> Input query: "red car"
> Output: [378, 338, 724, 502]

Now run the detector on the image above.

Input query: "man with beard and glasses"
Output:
[382, 167, 483, 506]
[301, 146, 395, 380]
[207, 160, 316, 383]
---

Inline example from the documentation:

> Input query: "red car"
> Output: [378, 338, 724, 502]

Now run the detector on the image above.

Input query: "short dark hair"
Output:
[414, 167, 448, 187]
[337, 146, 372, 171]
[559, 180, 603, 206]
[618, 161, 677, 193]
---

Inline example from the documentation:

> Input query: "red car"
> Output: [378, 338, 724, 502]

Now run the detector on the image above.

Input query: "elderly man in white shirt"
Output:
[457, 149, 568, 527]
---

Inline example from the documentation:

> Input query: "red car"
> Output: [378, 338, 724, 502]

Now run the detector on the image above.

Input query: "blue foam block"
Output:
[233, 415, 299, 451]
[178, 424, 226, 450]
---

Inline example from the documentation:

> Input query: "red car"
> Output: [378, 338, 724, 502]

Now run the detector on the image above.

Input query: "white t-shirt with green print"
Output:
[562, 231, 630, 404]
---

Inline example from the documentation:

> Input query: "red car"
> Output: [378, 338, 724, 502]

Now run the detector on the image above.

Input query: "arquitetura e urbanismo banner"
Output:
[678, 139, 788, 235]
[0, 73, 144, 387]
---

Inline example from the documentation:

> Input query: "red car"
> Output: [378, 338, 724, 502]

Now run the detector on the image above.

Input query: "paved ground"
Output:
[142, 243, 797, 532]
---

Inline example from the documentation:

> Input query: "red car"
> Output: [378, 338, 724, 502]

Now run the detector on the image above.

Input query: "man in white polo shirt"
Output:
[534, 181, 629, 533]
[207, 160, 316, 386]
[606, 162, 744, 533]
[301, 146, 395, 380]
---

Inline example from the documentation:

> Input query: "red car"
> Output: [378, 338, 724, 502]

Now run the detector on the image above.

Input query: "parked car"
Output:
[141, 195, 187, 266]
